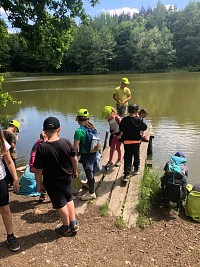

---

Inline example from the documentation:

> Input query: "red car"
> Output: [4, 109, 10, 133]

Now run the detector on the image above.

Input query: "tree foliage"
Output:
[0, 0, 99, 69]
[0, 75, 22, 108]
[0, 1, 200, 73]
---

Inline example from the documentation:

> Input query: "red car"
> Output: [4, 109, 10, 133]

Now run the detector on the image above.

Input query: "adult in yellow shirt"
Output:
[113, 77, 131, 117]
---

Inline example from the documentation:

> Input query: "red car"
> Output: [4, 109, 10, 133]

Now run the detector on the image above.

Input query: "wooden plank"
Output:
[95, 152, 119, 206]
[108, 158, 126, 217]
[123, 125, 152, 227]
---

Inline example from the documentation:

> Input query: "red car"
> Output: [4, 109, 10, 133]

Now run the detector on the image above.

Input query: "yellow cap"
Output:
[121, 77, 130, 85]
[9, 120, 20, 132]
[102, 106, 112, 119]
[77, 108, 89, 117]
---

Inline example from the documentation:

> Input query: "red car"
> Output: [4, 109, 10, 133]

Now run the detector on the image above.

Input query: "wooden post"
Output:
[147, 132, 154, 155]
[103, 130, 109, 151]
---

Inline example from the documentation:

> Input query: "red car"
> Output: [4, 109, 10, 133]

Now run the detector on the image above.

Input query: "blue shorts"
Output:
[44, 177, 73, 209]
[0, 179, 9, 206]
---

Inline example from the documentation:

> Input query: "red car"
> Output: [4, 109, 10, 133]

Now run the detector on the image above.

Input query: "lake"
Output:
[2, 72, 200, 184]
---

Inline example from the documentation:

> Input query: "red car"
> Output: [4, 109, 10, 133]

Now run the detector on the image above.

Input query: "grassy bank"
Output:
[136, 168, 162, 228]
[1, 68, 199, 79]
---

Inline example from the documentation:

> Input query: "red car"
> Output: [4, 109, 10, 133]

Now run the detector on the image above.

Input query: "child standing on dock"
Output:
[102, 106, 122, 167]
[119, 104, 147, 182]
[139, 108, 149, 142]
[74, 109, 100, 201]
[113, 78, 132, 117]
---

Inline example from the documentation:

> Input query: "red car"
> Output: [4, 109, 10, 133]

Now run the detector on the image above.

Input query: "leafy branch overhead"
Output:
[0, 0, 99, 69]
[0, 76, 22, 108]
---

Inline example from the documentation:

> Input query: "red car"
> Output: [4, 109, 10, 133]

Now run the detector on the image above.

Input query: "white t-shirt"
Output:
[0, 141, 11, 180]
[108, 115, 121, 133]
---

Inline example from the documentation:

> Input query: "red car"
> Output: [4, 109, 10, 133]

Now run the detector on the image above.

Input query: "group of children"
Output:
[0, 77, 149, 252]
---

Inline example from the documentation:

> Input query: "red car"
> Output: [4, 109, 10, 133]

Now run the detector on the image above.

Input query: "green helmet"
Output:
[9, 120, 20, 132]
[102, 106, 112, 119]
[77, 108, 89, 117]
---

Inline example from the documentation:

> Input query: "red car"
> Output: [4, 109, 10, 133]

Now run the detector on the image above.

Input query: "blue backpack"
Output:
[80, 126, 101, 153]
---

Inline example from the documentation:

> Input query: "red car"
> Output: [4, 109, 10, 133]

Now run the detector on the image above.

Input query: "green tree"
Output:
[67, 25, 95, 73]
[90, 26, 116, 73]
[129, 26, 175, 71]
[146, 1, 168, 30]
[0, 0, 99, 69]
[172, 2, 200, 68]
[0, 18, 10, 71]
[113, 20, 136, 70]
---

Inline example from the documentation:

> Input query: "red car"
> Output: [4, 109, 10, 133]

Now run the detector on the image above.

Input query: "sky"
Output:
[83, 0, 193, 17]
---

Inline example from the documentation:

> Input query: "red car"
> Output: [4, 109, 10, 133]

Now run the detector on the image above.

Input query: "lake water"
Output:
[2, 73, 200, 184]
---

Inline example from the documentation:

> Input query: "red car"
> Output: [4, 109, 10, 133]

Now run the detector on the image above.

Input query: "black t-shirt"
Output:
[119, 116, 147, 141]
[33, 138, 75, 181]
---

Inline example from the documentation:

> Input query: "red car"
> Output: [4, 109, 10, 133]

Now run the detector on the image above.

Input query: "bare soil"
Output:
[1, 191, 200, 267]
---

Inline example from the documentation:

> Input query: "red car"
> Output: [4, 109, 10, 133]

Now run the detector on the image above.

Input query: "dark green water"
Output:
[3, 72, 200, 184]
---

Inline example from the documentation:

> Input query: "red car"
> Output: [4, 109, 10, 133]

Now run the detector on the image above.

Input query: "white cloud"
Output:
[0, 7, 5, 14]
[104, 7, 139, 16]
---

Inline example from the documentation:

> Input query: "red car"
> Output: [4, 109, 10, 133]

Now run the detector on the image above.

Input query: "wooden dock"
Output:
[74, 125, 153, 228]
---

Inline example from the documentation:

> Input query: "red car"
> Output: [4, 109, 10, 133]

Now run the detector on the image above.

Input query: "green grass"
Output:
[114, 216, 125, 228]
[99, 202, 109, 217]
[136, 168, 162, 228]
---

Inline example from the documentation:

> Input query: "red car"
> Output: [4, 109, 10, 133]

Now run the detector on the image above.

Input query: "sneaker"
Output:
[133, 170, 140, 175]
[81, 180, 89, 190]
[123, 175, 129, 183]
[70, 221, 79, 233]
[80, 192, 96, 201]
[115, 160, 122, 167]
[105, 161, 113, 167]
[38, 193, 46, 202]
[7, 235, 20, 252]
[55, 225, 72, 236]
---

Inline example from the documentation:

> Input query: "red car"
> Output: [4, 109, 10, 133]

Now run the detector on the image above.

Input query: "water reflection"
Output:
[3, 73, 200, 184]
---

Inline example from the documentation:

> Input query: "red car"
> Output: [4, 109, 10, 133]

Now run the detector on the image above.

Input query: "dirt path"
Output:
[1, 192, 200, 267]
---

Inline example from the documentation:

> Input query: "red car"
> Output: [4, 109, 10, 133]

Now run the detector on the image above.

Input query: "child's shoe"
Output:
[115, 160, 122, 167]
[38, 193, 46, 202]
[7, 235, 20, 252]
[55, 225, 72, 236]
[70, 221, 79, 233]
[80, 192, 96, 201]
[105, 161, 113, 167]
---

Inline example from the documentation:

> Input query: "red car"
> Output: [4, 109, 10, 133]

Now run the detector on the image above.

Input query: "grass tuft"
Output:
[99, 202, 109, 217]
[114, 216, 125, 227]
[136, 168, 162, 228]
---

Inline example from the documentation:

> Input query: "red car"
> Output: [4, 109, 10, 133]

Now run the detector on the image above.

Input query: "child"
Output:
[73, 108, 99, 201]
[0, 130, 20, 252]
[3, 120, 20, 186]
[34, 117, 79, 236]
[119, 104, 147, 182]
[113, 78, 132, 117]
[16, 165, 40, 197]
[139, 109, 149, 142]
[29, 131, 48, 202]
[139, 108, 148, 119]
[102, 106, 122, 167]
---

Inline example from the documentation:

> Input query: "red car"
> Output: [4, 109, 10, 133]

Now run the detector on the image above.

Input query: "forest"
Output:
[0, 0, 200, 74]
